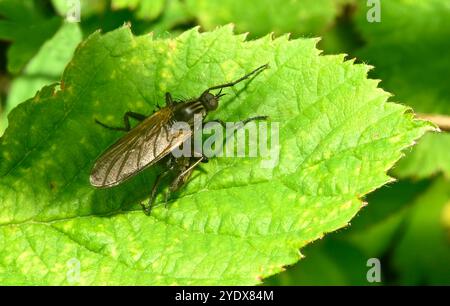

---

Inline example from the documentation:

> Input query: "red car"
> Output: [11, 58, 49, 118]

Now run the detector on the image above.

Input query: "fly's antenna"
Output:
[215, 88, 226, 98]
[204, 64, 269, 93]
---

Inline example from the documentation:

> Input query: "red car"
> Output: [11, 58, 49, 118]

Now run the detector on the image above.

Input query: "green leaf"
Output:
[265, 178, 439, 285]
[183, 0, 339, 38]
[0, 0, 62, 73]
[394, 133, 450, 179]
[51, 0, 108, 18]
[343, 179, 431, 257]
[266, 179, 432, 285]
[109, 0, 191, 37]
[317, 0, 364, 55]
[111, 0, 166, 20]
[354, 0, 450, 178]
[0, 23, 82, 135]
[0, 26, 432, 285]
[264, 238, 371, 286]
[144, 0, 193, 37]
[392, 177, 450, 285]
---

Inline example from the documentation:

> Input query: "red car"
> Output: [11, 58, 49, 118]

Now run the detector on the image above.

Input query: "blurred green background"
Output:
[1, 0, 449, 285]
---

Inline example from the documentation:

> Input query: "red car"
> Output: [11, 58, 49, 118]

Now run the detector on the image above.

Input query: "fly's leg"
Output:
[192, 147, 209, 163]
[141, 169, 171, 215]
[164, 157, 204, 207]
[155, 92, 174, 110]
[95, 111, 147, 132]
[205, 116, 269, 155]
[238, 115, 268, 126]
[165, 92, 174, 106]
[201, 119, 225, 158]
[204, 115, 268, 130]
[203, 64, 269, 93]
[204, 119, 226, 128]
[164, 169, 194, 208]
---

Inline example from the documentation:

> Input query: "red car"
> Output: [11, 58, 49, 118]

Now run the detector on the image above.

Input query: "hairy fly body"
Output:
[90, 64, 268, 215]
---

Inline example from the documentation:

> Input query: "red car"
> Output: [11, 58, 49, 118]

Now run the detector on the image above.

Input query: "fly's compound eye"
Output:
[200, 92, 218, 111]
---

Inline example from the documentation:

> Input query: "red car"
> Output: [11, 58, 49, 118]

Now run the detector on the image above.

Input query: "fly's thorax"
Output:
[173, 100, 207, 124]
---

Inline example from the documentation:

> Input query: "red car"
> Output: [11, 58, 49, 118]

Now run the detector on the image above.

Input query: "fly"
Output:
[90, 64, 269, 215]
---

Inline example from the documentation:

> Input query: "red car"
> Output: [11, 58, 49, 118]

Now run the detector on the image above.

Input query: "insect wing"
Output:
[90, 108, 191, 187]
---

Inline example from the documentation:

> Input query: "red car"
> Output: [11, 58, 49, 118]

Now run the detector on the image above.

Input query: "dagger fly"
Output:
[90, 64, 269, 215]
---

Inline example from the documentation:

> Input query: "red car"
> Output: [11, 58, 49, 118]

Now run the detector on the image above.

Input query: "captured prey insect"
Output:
[90, 64, 269, 215]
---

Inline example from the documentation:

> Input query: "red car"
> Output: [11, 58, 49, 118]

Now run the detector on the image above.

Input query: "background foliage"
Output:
[1, 0, 449, 285]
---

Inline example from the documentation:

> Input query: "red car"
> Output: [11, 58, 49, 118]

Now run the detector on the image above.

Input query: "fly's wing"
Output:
[90, 107, 192, 187]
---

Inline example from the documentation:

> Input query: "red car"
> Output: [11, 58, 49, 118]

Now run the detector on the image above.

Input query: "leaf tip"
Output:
[240, 31, 250, 41]
[187, 25, 202, 35]
[298, 250, 305, 259]
[213, 23, 236, 36]
[122, 21, 132, 29]
[224, 23, 236, 31]
[364, 63, 375, 72]
[312, 36, 322, 44]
